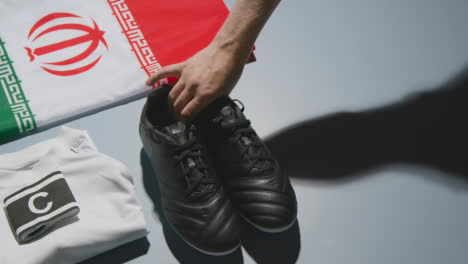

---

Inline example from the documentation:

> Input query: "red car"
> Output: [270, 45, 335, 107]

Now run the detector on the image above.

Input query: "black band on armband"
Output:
[3, 171, 80, 243]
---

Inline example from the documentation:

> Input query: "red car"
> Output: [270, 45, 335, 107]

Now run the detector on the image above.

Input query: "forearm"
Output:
[212, 0, 281, 61]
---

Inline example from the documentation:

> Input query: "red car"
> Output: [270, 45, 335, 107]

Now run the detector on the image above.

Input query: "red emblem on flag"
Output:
[25, 12, 108, 76]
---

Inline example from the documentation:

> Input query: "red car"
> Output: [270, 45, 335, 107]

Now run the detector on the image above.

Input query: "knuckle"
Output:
[186, 82, 199, 91]
[186, 84, 195, 92]
[189, 78, 201, 88]
[199, 89, 215, 99]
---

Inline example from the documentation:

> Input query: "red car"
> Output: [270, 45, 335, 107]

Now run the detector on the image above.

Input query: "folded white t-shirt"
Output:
[0, 127, 148, 264]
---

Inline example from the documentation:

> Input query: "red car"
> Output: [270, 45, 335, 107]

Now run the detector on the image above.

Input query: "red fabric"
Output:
[126, 0, 229, 66]
[125, 0, 255, 68]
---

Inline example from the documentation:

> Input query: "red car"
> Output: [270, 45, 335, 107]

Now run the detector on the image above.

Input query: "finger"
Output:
[145, 63, 183, 86]
[168, 79, 185, 105]
[166, 80, 185, 119]
[173, 86, 194, 119]
[180, 95, 214, 122]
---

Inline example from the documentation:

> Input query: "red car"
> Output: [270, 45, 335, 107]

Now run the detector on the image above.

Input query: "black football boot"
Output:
[196, 97, 297, 233]
[139, 85, 240, 255]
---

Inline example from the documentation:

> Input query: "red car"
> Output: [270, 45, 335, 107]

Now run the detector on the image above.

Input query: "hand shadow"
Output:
[265, 64, 468, 189]
[140, 149, 244, 264]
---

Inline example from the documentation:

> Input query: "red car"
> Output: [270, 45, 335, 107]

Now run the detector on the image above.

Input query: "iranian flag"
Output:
[0, 0, 254, 142]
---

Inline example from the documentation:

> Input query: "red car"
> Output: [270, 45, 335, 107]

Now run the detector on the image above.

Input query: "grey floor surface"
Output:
[2, 0, 468, 263]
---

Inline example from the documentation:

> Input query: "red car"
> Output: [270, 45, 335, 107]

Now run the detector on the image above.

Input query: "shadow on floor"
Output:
[79, 237, 150, 264]
[240, 218, 301, 264]
[140, 149, 301, 264]
[265, 64, 468, 190]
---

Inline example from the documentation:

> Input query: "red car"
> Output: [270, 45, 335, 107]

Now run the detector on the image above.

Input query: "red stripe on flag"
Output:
[107, 0, 255, 84]
[124, 0, 230, 66]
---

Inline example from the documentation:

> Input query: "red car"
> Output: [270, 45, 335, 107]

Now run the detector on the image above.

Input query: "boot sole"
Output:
[240, 213, 297, 233]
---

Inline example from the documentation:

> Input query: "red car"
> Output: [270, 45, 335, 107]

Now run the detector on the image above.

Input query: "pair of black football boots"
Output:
[139, 85, 297, 255]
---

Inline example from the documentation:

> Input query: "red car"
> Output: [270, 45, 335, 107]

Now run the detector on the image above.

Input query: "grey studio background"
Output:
[2, 0, 468, 263]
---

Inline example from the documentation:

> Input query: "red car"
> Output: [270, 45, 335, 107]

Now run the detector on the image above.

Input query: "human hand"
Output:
[145, 43, 246, 122]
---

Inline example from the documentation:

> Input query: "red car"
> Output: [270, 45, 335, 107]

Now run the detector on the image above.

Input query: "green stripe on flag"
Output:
[0, 37, 36, 140]
[0, 81, 18, 139]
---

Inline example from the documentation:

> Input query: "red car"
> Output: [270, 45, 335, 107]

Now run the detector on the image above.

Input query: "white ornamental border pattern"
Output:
[108, 0, 168, 86]
[0, 40, 36, 134]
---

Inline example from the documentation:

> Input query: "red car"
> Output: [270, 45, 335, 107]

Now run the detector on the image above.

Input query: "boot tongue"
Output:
[161, 121, 191, 145]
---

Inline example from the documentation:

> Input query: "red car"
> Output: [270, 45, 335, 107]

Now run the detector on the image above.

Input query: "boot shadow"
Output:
[240, 218, 301, 264]
[78, 237, 150, 264]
